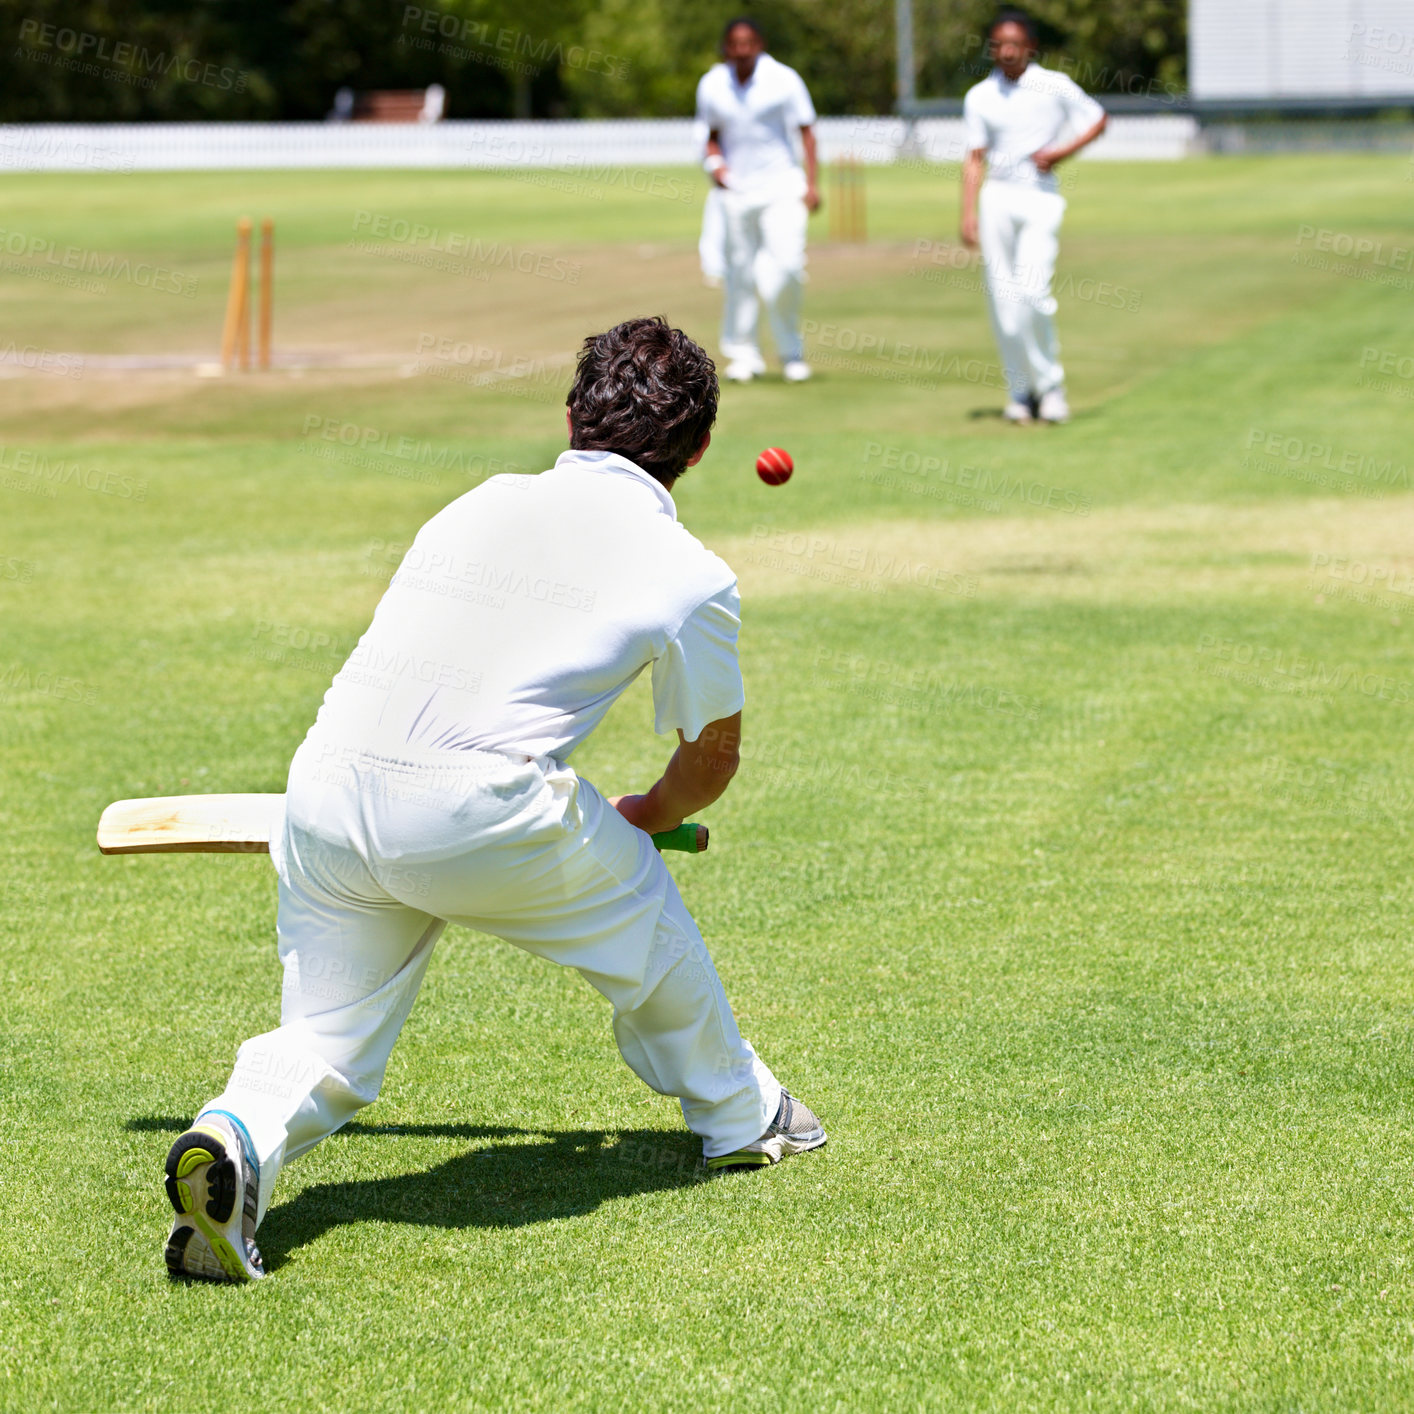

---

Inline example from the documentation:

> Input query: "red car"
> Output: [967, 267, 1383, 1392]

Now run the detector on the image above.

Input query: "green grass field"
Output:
[4, 153, 1414, 1410]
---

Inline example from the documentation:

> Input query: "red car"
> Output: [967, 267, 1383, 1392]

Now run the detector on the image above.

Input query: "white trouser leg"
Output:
[1011, 191, 1065, 395]
[979, 182, 1067, 399]
[978, 182, 1029, 401]
[756, 192, 808, 364]
[201, 779, 448, 1223]
[202, 740, 779, 1224]
[698, 188, 727, 284]
[417, 774, 778, 1159]
[720, 190, 764, 362]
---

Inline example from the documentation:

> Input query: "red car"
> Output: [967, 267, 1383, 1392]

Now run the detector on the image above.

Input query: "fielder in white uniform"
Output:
[696, 18, 819, 384]
[161, 318, 827, 1284]
[960, 9, 1107, 424]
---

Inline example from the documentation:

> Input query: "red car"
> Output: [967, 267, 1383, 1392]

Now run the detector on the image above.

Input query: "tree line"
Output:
[0, 0, 1185, 121]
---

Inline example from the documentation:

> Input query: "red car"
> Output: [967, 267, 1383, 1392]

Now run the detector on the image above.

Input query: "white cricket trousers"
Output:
[201, 733, 780, 1223]
[978, 181, 1068, 400]
[719, 179, 809, 365]
[699, 187, 727, 284]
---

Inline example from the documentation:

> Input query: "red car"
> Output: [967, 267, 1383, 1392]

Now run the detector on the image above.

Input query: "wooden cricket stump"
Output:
[258, 218, 273, 371]
[219, 216, 274, 372]
[829, 157, 866, 243]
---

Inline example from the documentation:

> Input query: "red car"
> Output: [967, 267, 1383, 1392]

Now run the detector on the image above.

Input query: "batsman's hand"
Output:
[960, 211, 979, 249]
[607, 794, 682, 836]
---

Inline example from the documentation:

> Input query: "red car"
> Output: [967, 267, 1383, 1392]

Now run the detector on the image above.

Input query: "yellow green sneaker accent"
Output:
[163, 1114, 265, 1283]
[705, 1090, 827, 1172]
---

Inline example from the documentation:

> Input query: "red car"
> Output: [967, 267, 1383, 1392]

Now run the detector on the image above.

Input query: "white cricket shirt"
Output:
[963, 63, 1105, 192]
[313, 451, 745, 760]
[695, 53, 816, 197]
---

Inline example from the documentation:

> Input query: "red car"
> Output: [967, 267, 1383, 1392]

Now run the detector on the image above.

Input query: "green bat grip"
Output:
[650, 823, 709, 854]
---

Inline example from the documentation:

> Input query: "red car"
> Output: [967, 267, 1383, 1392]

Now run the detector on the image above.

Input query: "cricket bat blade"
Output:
[96, 794, 283, 854]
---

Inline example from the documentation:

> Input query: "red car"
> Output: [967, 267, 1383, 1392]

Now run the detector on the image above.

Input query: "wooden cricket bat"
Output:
[96, 794, 708, 855]
[97, 794, 283, 854]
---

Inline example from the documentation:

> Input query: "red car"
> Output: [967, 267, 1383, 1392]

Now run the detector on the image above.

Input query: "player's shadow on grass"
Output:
[128, 1117, 708, 1273]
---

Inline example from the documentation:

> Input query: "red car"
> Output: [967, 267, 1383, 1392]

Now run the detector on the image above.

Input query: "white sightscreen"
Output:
[1190, 0, 1414, 98]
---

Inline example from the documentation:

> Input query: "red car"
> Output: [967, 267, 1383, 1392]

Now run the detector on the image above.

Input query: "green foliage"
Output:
[0, 0, 1187, 120]
[914, 0, 1188, 101]
[562, 0, 902, 118]
[0, 0, 554, 121]
[1, 0, 278, 120]
[558, 0, 714, 118]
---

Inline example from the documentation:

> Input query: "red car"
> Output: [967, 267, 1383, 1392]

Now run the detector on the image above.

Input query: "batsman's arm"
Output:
[611, 711, 741, 837]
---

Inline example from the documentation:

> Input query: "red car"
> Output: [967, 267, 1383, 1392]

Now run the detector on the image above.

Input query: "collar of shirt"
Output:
[551, 449, 677, 519]
[730, 56, 759, 92]
[993, 62, 1034, 89]
[725, 51, 778, 94]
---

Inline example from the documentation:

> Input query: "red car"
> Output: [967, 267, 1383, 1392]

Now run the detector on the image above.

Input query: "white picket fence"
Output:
[0, 114, 1198, 174]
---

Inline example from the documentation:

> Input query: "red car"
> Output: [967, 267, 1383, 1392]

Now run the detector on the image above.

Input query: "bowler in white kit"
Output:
[696, 17, 819, 384]
[960, 8, 1107, 423]
[161, 317, 826, 1284]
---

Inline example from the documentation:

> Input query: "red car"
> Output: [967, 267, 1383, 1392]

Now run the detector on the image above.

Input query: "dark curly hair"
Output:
[565, 317, 718, 487]
[721, 16, 765, 47]
[989, 7, 1038, 43]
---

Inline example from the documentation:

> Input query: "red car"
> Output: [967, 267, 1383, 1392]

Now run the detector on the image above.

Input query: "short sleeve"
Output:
[694, 74, 716, 130]
[963, 88, 988, 152]
[789, 71, 817, 126]
[651, 582, 745, 741]
[1057, 74, 1105, 131]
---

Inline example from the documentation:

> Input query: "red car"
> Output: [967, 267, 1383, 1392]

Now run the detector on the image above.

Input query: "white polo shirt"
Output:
[312, 450, 744, 761]
[963, 63, 1105, 192]
[695, 53, 816, 197]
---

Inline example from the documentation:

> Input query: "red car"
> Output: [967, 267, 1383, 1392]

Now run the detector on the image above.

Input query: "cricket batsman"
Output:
[960, 8, 1107, 424]
[696, 17, 819, 384]
[162, 317, 826, 1283]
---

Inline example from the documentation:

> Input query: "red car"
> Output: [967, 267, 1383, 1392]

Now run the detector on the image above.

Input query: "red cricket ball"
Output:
[756, 447, 793, 485]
